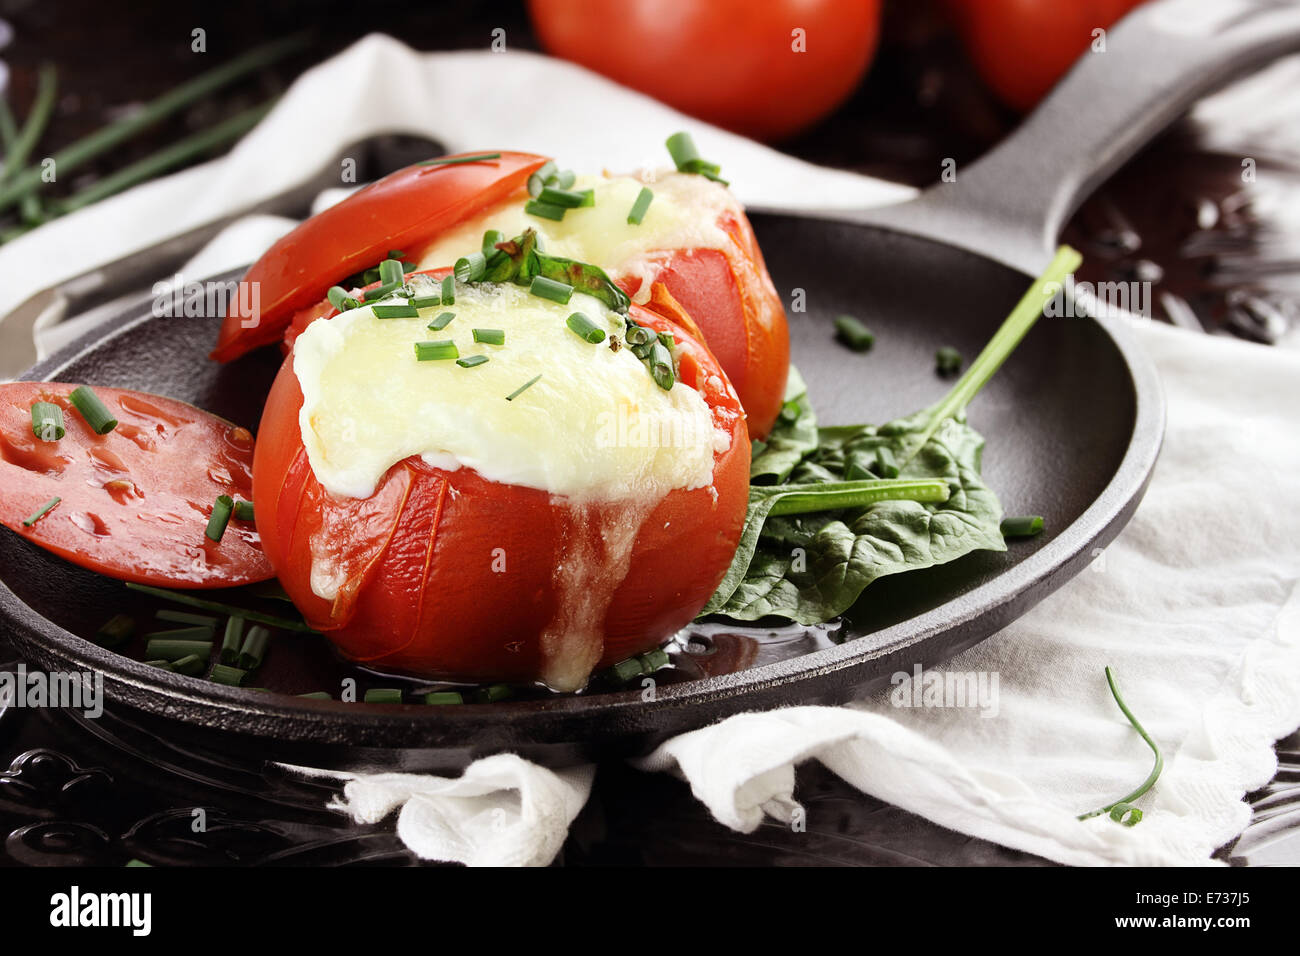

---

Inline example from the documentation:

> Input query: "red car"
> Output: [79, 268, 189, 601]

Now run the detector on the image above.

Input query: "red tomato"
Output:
[252, 272, 750, 690]
[0, 383, 271, 587]
[210, 151, 551, 363]
[618, 206, 789, 440]
[527, 0, 882, 142]
[948, 0, 1147, 112]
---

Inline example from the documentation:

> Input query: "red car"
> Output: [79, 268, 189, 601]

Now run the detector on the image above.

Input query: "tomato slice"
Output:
[210, 151, 551, 363]
[0, 383, 272, 587]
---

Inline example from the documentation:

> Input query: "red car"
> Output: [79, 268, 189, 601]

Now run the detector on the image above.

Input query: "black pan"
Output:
[2, 3, 1294, 771]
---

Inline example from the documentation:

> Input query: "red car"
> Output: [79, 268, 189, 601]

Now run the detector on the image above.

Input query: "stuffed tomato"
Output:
[212, 150, 790, 439]
[253, 267, 749, 691]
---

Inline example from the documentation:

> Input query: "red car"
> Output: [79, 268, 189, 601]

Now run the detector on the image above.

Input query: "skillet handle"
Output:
[854, 0, 1300, 274]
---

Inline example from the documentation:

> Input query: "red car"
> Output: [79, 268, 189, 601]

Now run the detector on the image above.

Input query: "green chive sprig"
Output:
[415, 340, 459, 361]
[22, 497, 60, 527]
[627, 187, 653, 225]
[506, 374, 542, 402]
[69, 386, 117, 434]
[418, 152, 502, 167]
[566, 312, 605, 344]
[205, 494, 234, 542]
[30, 402, 65, 441]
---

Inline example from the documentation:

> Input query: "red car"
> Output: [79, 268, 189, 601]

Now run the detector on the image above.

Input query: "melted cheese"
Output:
[293, 280, 723, 503]
[414, 170, 737, 303]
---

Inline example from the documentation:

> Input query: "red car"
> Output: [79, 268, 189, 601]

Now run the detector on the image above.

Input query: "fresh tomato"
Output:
[252, 271, 750, 689]
[947, 0, 1147, 112]
[0, 382, 271, 587]
[527, 0, 882, 142]
[210, 151, 551, 363]
[618, 206, 789, 440]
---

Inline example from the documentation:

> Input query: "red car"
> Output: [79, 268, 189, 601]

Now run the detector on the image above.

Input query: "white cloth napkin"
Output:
[6, 35, 1299, 868]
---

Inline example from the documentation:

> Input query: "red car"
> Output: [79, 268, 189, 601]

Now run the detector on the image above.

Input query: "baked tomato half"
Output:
[0, 382, 271, 587]
[252, 271, 749, 691]
[245, 158, 790, 440]
[210, 151, 551, 362]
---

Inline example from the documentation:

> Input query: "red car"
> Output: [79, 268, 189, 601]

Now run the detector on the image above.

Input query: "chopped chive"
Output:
[566, 311, 605, 344]
[156, 609, 218, 628]
[209, 664, 247, 686]
[427, 311, 455, 331]
[362, 279, 403, 302]
[472, 328, 505, 345]
[233, 499, 254, 522]
[1001, 515, 1045, 538]
[525, 200, 567, 221]
[478, 683, 513, 703]
[387, 249, 405, 260]
[205, 494, 233, 542]
[456, 354, 490, 368]
[505, 373, 542, 402]
[834, 314, 874, 352]
[423, 690, 464, 705]
[364, 688, 403, 704]
[611, 657, 643, 683]
[221, 616, 245, 665]
[624, 323, 655, 347]
[145, 660, 175, 672]
[171, 654, 206, 676]
[529, 275, 573, 303]
[665, 130, 703, 169]
[627, 187, 653, 225]
[874, 447, 899, 479]
[649, 341, 675, 390]
[527, 160, 557, 197]
[657, 331, 675, 348]
[482, 229, 504, 257]
[699, 169, 730, 186]
[94, 614, 135, 648]
[326, 286, 357, 312]
[123, 582, 317, 632]
[22, 496, 60, 527]
[68, 385, 117, 434]
[455, 252, 487, 282]
[414, 340, 459, 361]
[553, 169, 576, 189]
[441, 275, 455, 304]
[937, 346, 964, 376]
[372, 303, 419, 319]
[237, 625, 271, 670]
[30, 402, 65, 441]
[144, 638, 212, 661]
[639, 647, 670, 671]
[537, 185, 588, 208]
[298, 691, 333, 700]
[378, 257, 404, 285]
[411, 294, 441, 309]
[418, 152, 502, 166]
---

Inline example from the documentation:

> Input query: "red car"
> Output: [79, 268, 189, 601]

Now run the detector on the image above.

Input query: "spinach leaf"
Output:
[702, 246, 1082, 625]
[750, 366, 818, 484]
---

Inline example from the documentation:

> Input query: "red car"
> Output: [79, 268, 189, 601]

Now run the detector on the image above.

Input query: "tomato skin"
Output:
[0, 382, 271, 587]
[253, 277, 749, 687]
[948, 0, 1146, 112]
[210, 151, 551, 363]
[620, 207, 789, 440]
[528, 0, 882, 142]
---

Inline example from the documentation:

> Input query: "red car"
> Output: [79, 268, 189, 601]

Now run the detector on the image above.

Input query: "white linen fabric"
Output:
[6, 36, 1298, 867]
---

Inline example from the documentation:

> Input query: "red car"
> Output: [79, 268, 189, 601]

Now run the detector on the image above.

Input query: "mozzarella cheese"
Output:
[414, 170, 737, 303]
[292, 279, 724, 504]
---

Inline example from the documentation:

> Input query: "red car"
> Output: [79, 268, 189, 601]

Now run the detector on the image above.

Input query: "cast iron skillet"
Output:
[1, 3, 1295, 771]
